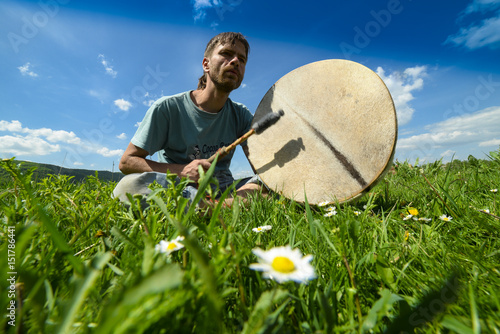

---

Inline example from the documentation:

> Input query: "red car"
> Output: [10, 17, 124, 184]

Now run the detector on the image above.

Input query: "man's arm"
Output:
[119, 142, 211, 182]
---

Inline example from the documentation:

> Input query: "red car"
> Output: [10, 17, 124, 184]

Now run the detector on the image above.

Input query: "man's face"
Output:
[204, 40, 247, 93]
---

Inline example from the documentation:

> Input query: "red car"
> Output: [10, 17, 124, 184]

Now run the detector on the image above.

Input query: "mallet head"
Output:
[252, 110, 285, 134]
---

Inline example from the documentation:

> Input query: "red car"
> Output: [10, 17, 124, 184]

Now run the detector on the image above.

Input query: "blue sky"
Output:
[1, 0, 500, 178]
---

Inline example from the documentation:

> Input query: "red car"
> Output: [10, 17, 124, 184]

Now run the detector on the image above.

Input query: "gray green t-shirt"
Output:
[131, 91, 253, 186]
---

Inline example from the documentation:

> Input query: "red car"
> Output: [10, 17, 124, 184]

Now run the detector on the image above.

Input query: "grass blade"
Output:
[241, 288, 289, 334]
[57, 252, 112, 334]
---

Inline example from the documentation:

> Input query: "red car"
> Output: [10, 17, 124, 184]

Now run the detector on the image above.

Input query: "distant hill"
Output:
[0, 160, 124, 184]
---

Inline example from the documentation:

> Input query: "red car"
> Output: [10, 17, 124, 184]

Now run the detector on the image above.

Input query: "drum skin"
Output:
[247, 59, 397, 205]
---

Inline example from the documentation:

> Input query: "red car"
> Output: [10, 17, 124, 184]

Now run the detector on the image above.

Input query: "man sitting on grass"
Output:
[113, 32, 264, 209]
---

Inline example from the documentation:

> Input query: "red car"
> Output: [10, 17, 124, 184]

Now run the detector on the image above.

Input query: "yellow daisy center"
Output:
[272, 256, 295, 273]
[167, 243, 177, 251]
[257, 227, 262, 231]
[408, 208, 419, 216]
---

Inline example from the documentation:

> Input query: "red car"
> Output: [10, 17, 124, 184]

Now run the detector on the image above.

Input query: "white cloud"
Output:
[193, 0, 214, 8]
[98, 54, 117, 78]
[232, 169, 254, 179]
[143, 99, 156, 107]
[88, 90, 101, 98]
[96, 147, 124, 157]
[192, 0, 217, 21]
[0, 120, 23, 132]
[30, 128, 81, 144]
[446, 16, 500, 49]
[73, 161, 84, 166]
[116, 133, 127, 140]
[88, 89, 109, 103]
[396, 106, 500, 162]
[0, 120, 77, 156]
[427, 106, 500, 134]
[479, 138, 500, 146]
[114, 99, 132, 111]
[463, 0, 500, 15]
[397, 131, 475, 150]
[0, 135, 60, 156]
[191, 0, 241, 21]
[445, 0, 500, 49]
[0, 120, 80, 144]
[441, 150, 456, 158]
[18, 62, 38, 77]
[0, 120, 125, 160]
[376, 66, 427, 126]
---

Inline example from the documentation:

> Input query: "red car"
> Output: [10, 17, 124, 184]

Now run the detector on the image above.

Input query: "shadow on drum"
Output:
[256, 137, 305, 174]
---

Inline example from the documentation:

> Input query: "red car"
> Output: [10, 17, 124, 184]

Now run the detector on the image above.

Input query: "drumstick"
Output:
[207, 110, 284, 163]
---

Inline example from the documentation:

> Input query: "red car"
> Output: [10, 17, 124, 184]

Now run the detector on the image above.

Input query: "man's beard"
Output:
[209, 69, 242, 93]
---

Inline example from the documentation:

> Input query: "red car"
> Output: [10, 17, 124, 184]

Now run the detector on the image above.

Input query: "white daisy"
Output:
[439, 214, 453, 222]
[249, 245, 316, 284]
[155, 236, 185, 255]
[491, 189, 498, 193]
[403, 214, 413, 221]
[480, 209, 490, 214]
[418, 217, 432, 222]
[353, 211, 361, 216]
[252, 225, 272, 233]
[324, 210, 337, 217]
[318, 201, 330, 207]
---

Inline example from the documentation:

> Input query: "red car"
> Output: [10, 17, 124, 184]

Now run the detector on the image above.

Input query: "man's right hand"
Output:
[180, 159, 212, 183]
[119, 143, 213, 182]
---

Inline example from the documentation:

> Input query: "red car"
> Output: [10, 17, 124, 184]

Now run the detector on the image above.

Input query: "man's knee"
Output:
[235, 182, 266, 198]
[113, 172, 167, 204]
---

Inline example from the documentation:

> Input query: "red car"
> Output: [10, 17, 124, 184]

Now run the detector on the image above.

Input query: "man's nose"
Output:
[229, 56, 239, 67]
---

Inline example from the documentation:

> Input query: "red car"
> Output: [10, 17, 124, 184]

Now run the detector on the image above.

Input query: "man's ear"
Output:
[202, 57, 210, 72]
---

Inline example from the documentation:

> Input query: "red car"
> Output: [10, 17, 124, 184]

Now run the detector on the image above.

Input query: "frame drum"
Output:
[247, 59, 397, 205]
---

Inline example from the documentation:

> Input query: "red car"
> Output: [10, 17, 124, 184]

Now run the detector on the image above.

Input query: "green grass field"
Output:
[1, 149, 499, 333]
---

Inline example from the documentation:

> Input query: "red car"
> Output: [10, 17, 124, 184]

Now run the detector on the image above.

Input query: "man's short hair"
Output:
[198, 32, 250, 89]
